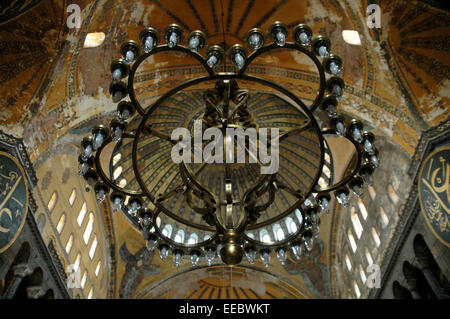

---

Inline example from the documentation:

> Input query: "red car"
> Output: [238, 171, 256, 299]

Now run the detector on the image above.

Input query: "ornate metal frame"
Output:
[78, 22, 379, 266]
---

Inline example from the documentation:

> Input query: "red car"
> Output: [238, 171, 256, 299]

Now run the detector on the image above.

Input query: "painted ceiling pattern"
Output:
[0, 0, 448, 299]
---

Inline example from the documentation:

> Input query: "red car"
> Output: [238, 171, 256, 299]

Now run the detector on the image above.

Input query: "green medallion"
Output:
[418, 146, 450, 247]
[0, 151, 29, 253]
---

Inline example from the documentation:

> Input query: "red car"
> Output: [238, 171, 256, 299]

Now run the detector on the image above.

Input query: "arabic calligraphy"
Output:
[418, 146, 450, 247]
[0, 151, 28, 253]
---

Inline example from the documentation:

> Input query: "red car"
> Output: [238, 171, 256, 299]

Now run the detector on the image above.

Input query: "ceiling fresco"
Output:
[0, 0, 448, 299]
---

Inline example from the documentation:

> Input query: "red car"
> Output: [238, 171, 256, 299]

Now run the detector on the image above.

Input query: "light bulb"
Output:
[206, 248, 215, 266]
[93, 131, 105, 150]
[332, 83, 342, 96]
[96, 188, 106, 203]
[112, 68, 122, 81]
[112, 126, 122, 143]
[191, 252, 200, 266]
[260, 250, 270, 268]
[143, 36, 154, 53]
[118, 109, 131, 122]
[111, 196, 122, 210]
[275, 30, 286, 46]
[304, 235, 313, 252]
[189, 36, 200, 51]
[299, 32, 311, 46]
[174, 251, 182, 267]
[159, 246, 169, 260]
[318, 197, 330, 214]
[325, 103, 337, 117]
[329, 61, 342, 76]
[168, 32, 178, 48]
[234, 52, 245, 69]
[277, 248, 287, 265]
[336, 191, 349, 207]
[370, 155, 379, 168]
[78, 162, 89, 176]
[207, 55, 218, 68]
[249, 33, 262, 49]
[352, 184, 363, 197]
[112, 90, 123, 103]
[364, 139, 374, 155]
[82, 144, 93, 161]
[318, 45, 330, 58]
[291, 243, 302, 260]
[352, 127, 363, 143]
[245, 248, 256, 264]
[125, 50, 135, 63]
[335, 121, 346, 137]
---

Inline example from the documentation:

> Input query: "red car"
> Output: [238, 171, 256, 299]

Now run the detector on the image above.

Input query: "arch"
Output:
[95, 261, 101, 277]
[65, 234, 74, 254]
[348, 230, 357, 253]
[272, 223, 285, 241]
[259, 228, 271, 243]
[285, 216, 297, 233]
[68, 188, 77, 207]
[89, 235, 98, 259]
[162, 224, 173, 238]
[174, 229, 185, 243]
[77, 202, 87, 226]
[56, 213, 66, 234]
[187, 233, 198, 244]
[350, 207, 363, 239]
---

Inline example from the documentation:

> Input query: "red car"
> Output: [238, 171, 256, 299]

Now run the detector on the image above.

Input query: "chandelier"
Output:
[78, 22, 378, 267]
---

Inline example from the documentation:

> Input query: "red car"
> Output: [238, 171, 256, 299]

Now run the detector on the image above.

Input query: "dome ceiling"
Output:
[0, 0, 448, 299]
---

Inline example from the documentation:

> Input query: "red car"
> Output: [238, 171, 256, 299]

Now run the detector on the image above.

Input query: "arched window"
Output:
[112, 153, 122, 166]
[322, 165, 331, 178]
[81, 271, 87, 289]
[187, 233, 198, 244]
[83, 213, 94, 244]
[73, 253, 81, 272]
[113, 166, 123, 180]
[285, 217, 297, 233]
[87, 288, 93, 299]
[365, 248, 373, 265]
[156, 216, 161, 228]
[359, 264, 366, 283]
[77, 202, 87, 226]
[203, 234, 211, 241]
[174, 229, 185, 243]
[162, 224, 173, 238]
[379, 207, 389, 228]
[65, 234, 74, 254]
[357, 199, 368, 220]
[47, 191, 58, 213]
[388, 184, 399, 204]
[273, 224, 285, 241]
[371, 227, 381, 247]
[348, 230, 357, 253]
[350, 207, 363, 239]
[95, 261, 101, 277]
[345, 254, 352, 271]
[367, 185, 376, 200]
[68, 188, 77, 207]
[118, 178, 127, 188]
[56, 214, 66, 234]
[259, 229, 271, 243]
[89, 235, 98, 259]
[353, 281, 361, 298]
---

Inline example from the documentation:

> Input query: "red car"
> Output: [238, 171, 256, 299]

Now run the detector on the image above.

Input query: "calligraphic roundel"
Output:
[418, 146, 450, 247]
[0, 151, 29, 253]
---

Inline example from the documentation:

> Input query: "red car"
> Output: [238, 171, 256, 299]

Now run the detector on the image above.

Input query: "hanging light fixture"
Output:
[79, 21, 379, 267]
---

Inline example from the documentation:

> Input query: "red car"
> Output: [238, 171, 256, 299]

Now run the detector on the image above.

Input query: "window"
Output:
[73, 254, 81, 272]
[365, 248, 373, 265]
[162, 224, 173, 238]
[47, 191, 58, 213]
[357, 199, 368, 220]
[95, 261, 101, 277]
[348, 230, 357, 253]
[259, 229, 271, 243]
[77, 202, 87, 226]
[89, 235, 98, 259]
[345, 254, 352, 271]
[83, 213, 94, 244]
[318, 177, 327, 188]
[65, 234, 74, 254]
[174, 229, 185, 243]
[69, 188, 77, 207]
[285, 217, 297, 233]
[118, 179, 127, 188]
[81, 271, 87, 288]
[371, 227, 381, 247]
[87, 288, 93, 299]
[113, 166, 123, 180]
[112, 153, 122, 166]
[359, 265, 367, 283]
[388, 184, 399, 204]
[353, 281, 361, 298]
[156, 216, 161, 228]
[56, 214, 66, 234]
[273, 224, 285, 241]
[379, 207, 389, 228]
[367, 185, 376, 200]
[84, 32, 105, 48]
[187, 233, 198, 244]
[350, 207, 363, 239]
[322, 165, 331, 178]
